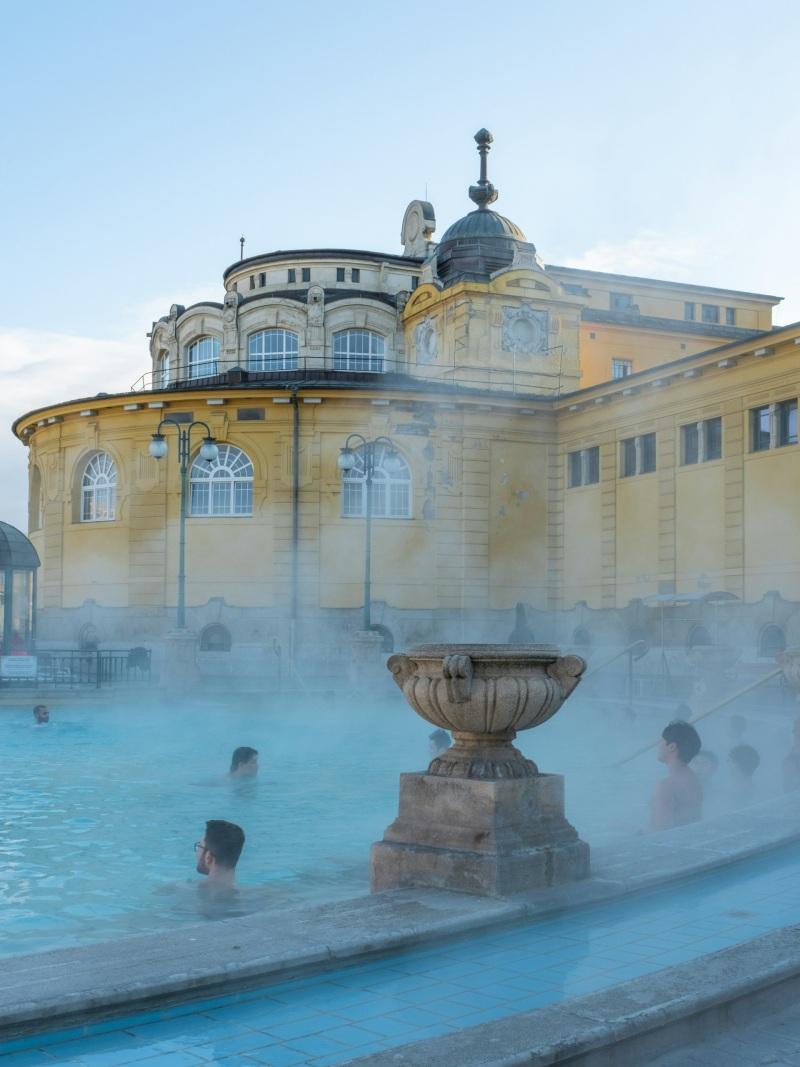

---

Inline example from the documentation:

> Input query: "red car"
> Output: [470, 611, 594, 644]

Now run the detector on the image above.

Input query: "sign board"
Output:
[1, 656, 38, 679]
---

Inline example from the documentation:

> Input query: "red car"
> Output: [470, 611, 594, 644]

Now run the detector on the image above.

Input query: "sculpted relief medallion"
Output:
[413, 316, 438, 365]
[502, 306, 549, 354]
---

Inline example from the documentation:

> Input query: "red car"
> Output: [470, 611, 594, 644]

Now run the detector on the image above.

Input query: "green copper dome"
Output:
[440, 209, 527, 244]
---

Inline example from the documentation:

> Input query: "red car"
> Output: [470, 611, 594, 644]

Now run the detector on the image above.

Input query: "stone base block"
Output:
[371, 772, 590, 897]
[161, 628, 200, 693]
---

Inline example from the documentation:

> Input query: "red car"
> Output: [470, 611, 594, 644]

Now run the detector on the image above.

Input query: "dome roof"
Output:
[440, 209, 527, 244]
[0, 522, 40, 569]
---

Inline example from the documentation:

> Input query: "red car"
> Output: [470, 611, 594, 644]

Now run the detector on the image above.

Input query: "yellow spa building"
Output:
[13, 131, 800, 678]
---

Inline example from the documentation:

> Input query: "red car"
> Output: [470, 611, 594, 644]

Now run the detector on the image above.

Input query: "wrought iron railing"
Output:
[129, 353, 566, 399]
[1, 649, 152, 688]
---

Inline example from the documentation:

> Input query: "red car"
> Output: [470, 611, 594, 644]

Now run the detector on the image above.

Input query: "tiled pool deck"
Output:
[3, 840, 800, 1067]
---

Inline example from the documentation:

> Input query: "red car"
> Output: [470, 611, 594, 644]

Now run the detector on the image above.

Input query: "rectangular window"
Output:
[610, 292, 633, 311]
[725, 307, 736, 325]
[258, 272, 266, 287]
[236, 407, 265, 421]
[249, 275, 255, 290]
[301, 267, 311, 282]
[701, 304, 720, 324]
[751, 405, 771, 452]
[611, 358, 632, 379]
[351, 268, 360, 282]
[169, 411, 193, 423]
[567, 448, 599, 487]
[621, 434, 656, 476]
[778, 399, 798, 447]
[621, 437, 637, 478]
[684, 302, 696, 321]
[568, 451, 582, 488]
[682, 423, 700, 465]
[336, 267, 345, 282]
[411, 276, 419, 290]
[704, 416, 722, 460]
[287, 269, 296, 283]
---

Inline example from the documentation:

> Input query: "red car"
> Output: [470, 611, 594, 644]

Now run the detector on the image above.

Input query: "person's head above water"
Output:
[428, 729, 450, 758]
[195, 819, 245, 885]
[729, 743, 760, 781]
[659, 720, 701, 766]
[230, 747, 258, 777]
[33, 705, 49, 724]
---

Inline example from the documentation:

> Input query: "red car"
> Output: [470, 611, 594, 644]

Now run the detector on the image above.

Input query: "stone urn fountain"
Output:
[370, 644, 590, 897]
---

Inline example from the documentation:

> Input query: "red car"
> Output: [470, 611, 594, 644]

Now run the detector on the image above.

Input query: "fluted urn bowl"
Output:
[387, 644, 586, 780]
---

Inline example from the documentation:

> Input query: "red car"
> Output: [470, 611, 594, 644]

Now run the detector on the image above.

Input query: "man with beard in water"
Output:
[650, 719, 703, 831]
[195, 820, 245, 892]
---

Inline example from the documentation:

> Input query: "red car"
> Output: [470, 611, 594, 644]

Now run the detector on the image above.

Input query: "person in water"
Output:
[428, 729, 450, 759]
[650, 719, 703, 831]
[728, 743, 760, 802]
[195, 819, 245, 889]
[230, 747, 258, 777]
[33, 705, 49, 724]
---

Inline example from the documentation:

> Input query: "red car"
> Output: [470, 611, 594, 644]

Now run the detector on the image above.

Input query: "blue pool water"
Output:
[3, 840, 800, 1066]
[1, 694, 788, 957]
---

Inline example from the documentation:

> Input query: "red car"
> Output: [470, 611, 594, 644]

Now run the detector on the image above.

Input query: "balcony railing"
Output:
[0, 649, 152, 689]
[129, 352, 566, 399]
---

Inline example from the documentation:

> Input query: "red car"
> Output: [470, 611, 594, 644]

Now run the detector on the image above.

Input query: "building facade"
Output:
[13, 131, 800, 677]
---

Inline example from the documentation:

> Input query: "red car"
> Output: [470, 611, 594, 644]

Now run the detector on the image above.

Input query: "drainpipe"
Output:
[290, 386, 300, 665]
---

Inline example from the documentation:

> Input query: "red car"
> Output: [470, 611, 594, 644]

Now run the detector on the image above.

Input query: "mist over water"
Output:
[0, 652, 795, 959]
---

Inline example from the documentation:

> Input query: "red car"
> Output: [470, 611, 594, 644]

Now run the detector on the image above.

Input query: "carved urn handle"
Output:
[546, 654, 587, 699]
[387, 653, 415, 691]
[442, 653, 474, 703]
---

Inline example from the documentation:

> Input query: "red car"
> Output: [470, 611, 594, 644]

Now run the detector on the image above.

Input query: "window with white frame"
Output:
[750, 399, 798, 452]
[620, 432, 656, 477]
[333, 329, 385, 373]
[189, 444, 253, 516]
[187, 336, 220, 379]
[611, 359, 632, 379]
[248, 329, 299, 372]
[681, 417, 722, 465]
[341, 444, 411, 518]
[567, 446, 600, 488]
[155, 351, 170, 387]
[81, 452, 117, 522]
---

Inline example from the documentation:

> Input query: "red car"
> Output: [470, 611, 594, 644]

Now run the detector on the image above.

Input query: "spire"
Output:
[468, 128, 498, 210]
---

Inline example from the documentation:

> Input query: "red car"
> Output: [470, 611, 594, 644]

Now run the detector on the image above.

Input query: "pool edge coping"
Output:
[1, 791, 800, 1039]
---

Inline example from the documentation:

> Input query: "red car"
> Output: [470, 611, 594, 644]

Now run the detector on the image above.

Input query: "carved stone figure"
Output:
[413, 316, 438, 365]
[222, 290, 241, 360]
[400, 200, 436, 258]
[307, 284, 324, 324]
[501, 306, 549, 354]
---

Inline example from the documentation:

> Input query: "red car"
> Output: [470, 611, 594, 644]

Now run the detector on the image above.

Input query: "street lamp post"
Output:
[149, 418, 219, 629]
[337, 433, 402, 632]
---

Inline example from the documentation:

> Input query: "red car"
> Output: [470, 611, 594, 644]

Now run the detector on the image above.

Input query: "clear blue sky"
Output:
[1, 0, 799, 525]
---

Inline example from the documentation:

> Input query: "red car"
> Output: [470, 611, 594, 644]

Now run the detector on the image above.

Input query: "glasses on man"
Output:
[194, 841, 213, 856]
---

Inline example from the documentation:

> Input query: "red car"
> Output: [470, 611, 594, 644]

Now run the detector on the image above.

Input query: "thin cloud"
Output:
[564, 231, 704, 283]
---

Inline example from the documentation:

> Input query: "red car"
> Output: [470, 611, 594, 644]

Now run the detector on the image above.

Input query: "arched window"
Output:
[249, 329, 299, 372]
[759, 624, 786, 659]
[81, 453, 117, 522]
[155, 350, 170, 387]
[189, 444, 254, 516]
[187, 336, 220, 379]
[687, 624, 712, 650]
[200, 624, 232, 652]
[29, 466, 42, 532]
[342, 444, 411, 518]
[333, 329, 385, 373]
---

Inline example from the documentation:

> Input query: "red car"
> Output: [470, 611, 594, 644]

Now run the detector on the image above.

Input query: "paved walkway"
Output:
[653, 1000, 800, 1066]
[2, 843, 800, 1066]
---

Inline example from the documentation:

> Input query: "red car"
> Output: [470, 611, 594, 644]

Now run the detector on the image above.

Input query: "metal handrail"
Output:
[129, 355, 567, 398]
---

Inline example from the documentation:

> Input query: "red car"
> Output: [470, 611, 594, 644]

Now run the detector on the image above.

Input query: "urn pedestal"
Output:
[370, 644, 590, 898]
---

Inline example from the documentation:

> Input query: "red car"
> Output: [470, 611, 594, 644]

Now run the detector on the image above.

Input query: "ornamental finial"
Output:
[469, 128, 498, 210]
